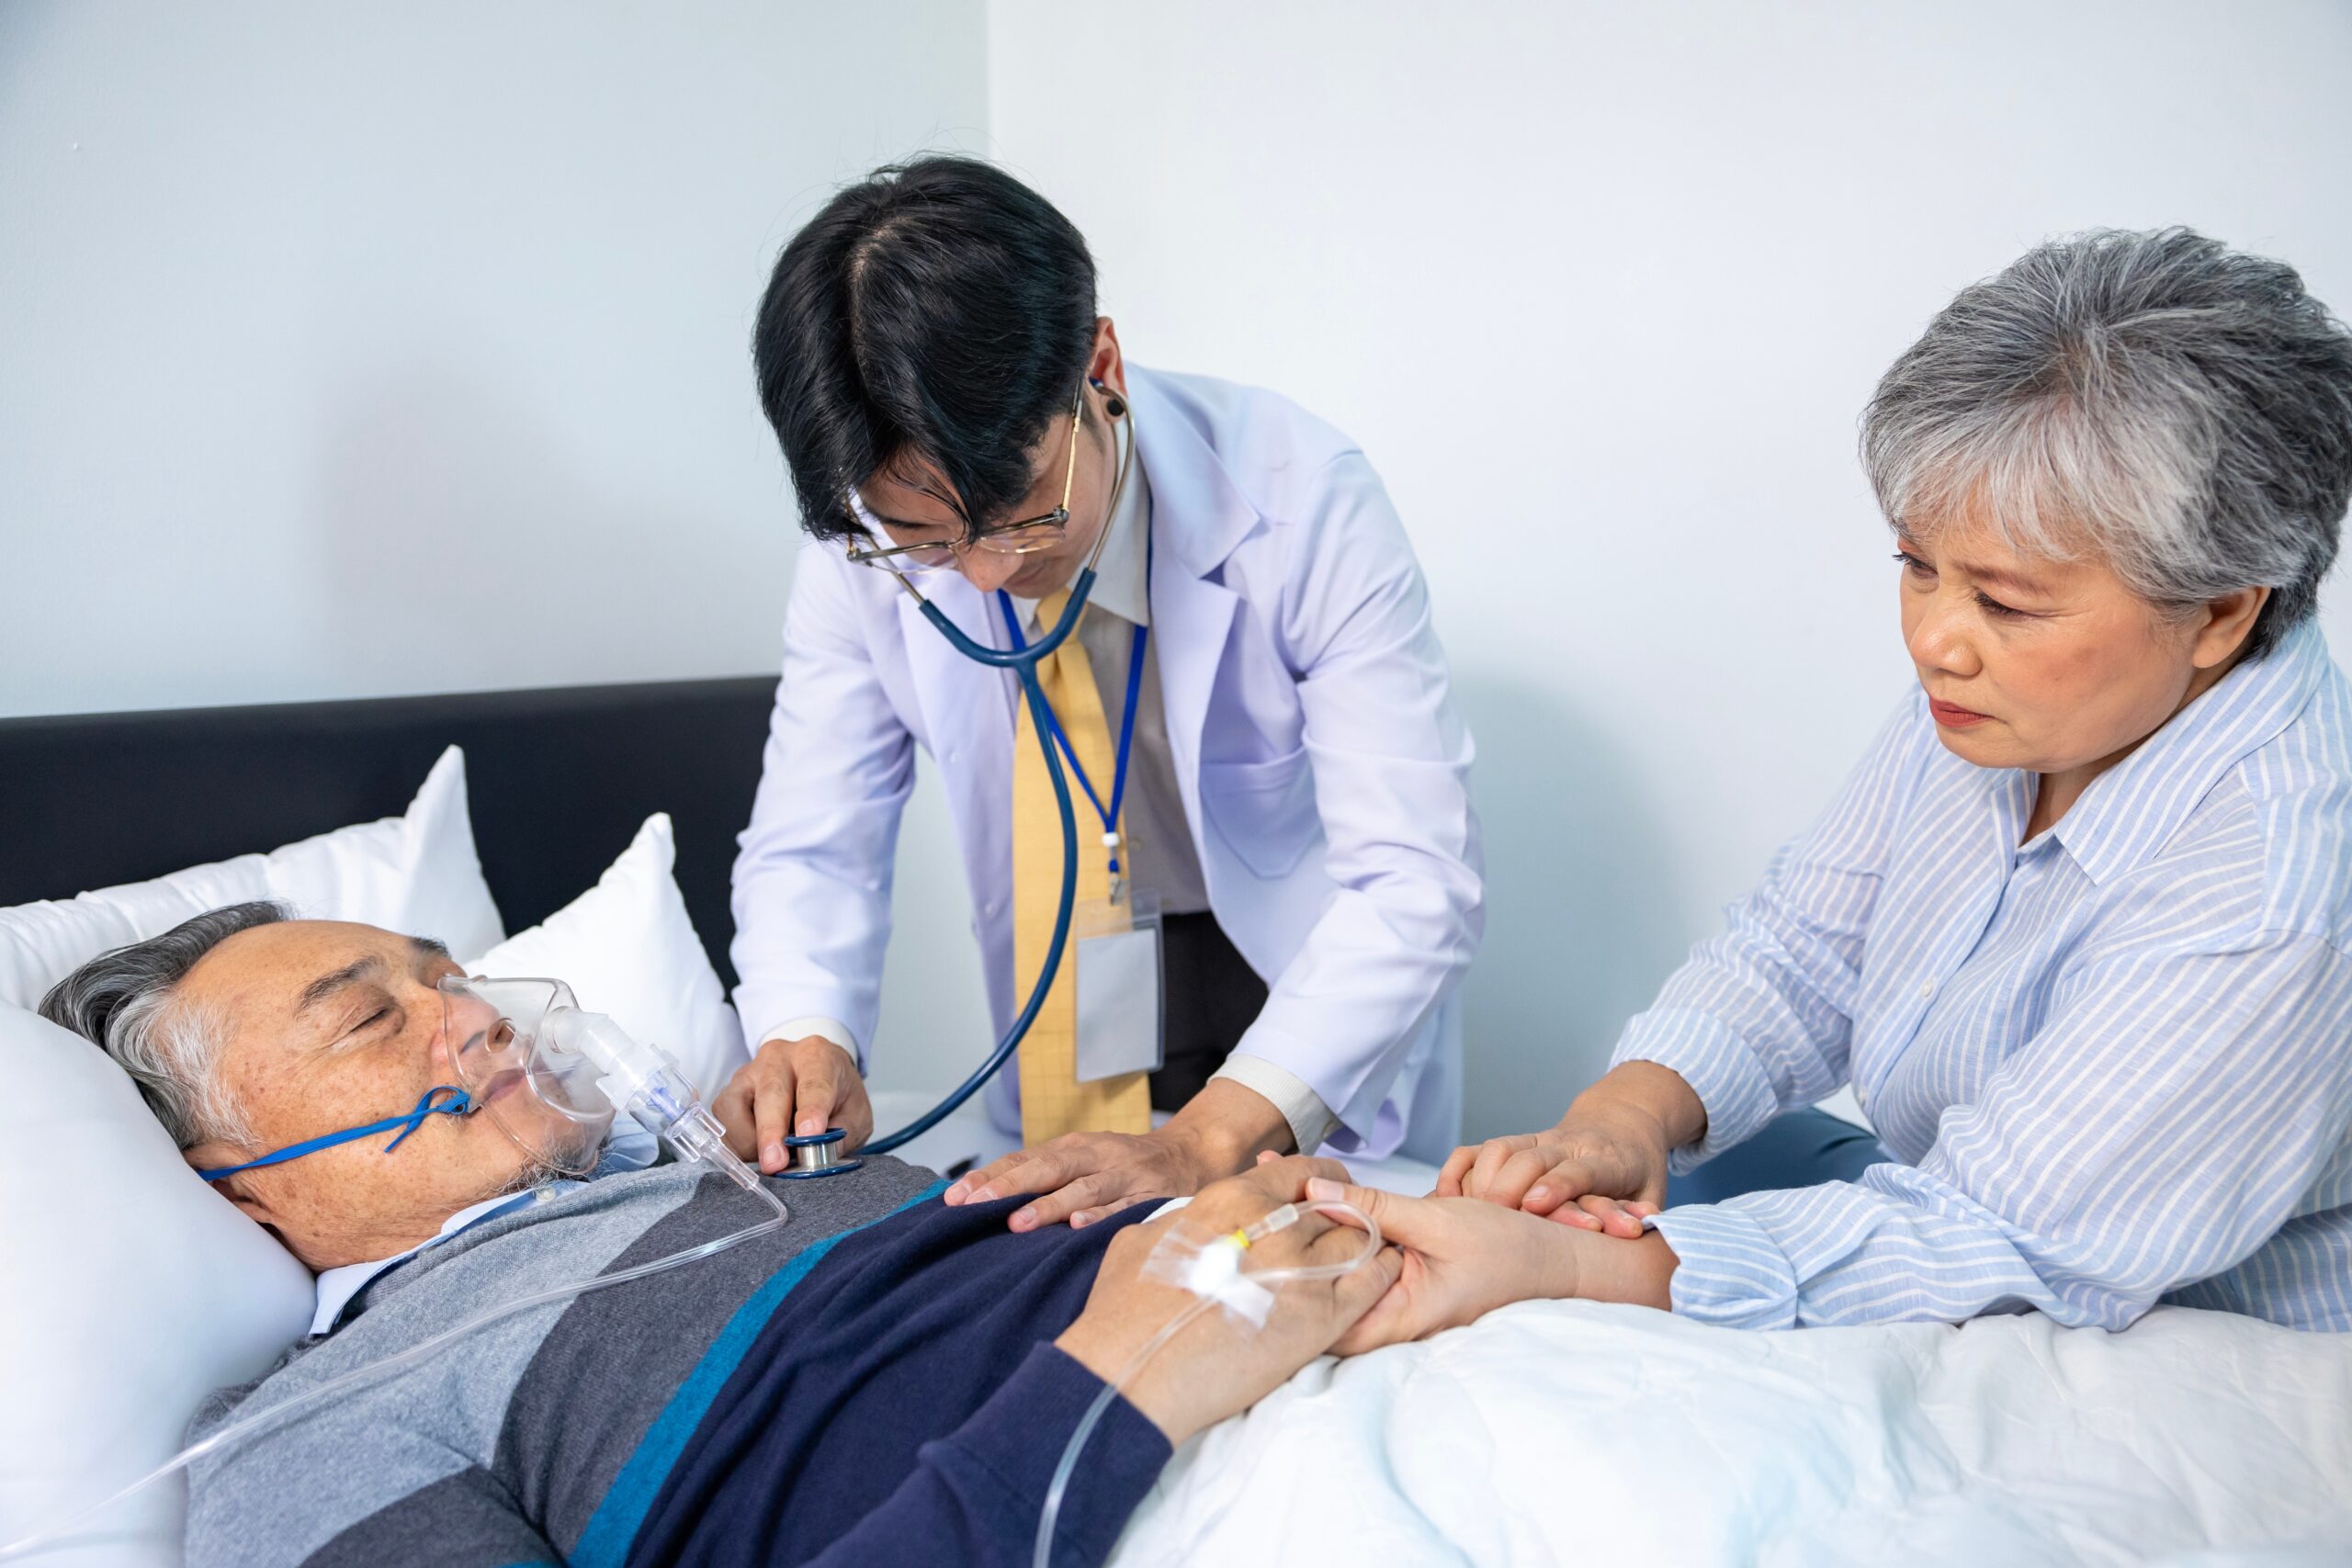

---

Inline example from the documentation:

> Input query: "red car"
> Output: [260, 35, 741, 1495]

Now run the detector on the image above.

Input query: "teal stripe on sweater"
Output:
[569, 1179, 948, 1568]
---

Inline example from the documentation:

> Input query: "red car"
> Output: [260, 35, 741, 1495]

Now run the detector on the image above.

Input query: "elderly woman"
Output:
[1310, 228, 2352, 1346]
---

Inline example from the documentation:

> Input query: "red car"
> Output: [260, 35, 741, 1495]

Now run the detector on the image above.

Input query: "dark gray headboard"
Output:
[0, 677, 777, 989]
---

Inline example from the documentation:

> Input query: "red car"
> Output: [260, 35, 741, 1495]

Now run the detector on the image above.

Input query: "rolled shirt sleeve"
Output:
[1212, 1053, 1340, 1155]
[1652, 930, 2352, 1330]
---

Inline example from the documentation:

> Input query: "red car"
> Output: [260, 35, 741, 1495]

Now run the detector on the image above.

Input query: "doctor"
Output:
[729, 156, 1482, 1231]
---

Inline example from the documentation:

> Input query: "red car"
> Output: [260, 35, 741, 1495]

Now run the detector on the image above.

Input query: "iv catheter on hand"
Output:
[1031, 1195, 1386, 1568]
[860, 381, 1136, 1157]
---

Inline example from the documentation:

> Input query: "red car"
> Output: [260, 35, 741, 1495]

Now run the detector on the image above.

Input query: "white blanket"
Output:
[1109, 1301, 2352, 1567]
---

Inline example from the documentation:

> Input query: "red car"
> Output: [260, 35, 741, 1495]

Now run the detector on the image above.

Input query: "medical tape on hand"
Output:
[1139, 1220, 1279, 1328]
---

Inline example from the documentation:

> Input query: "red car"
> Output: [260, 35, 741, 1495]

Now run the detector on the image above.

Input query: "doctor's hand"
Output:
[944, 1078, 1292, 1231]
[1054, 1156, 1403, 1447]
[1305, 1178, 1678, 1355]
[713, 1035, 875, 1175]
[1437, 1061, 1702, 1237]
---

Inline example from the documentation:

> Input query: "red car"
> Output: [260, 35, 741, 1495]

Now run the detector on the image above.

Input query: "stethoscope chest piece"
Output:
[776, 1126, 865, 1179]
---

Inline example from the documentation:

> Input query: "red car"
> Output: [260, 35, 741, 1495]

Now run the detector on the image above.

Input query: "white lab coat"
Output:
[730, 367, 1482, 1160]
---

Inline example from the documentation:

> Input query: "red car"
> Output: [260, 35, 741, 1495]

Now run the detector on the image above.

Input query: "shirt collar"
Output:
[1009, 422, 1152, 630]
[306, 1116, 659, 1337]
[2044, 620, 2328, 885]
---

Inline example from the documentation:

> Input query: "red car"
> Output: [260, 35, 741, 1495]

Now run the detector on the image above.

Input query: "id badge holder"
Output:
[1075, 889, 1164, 1082]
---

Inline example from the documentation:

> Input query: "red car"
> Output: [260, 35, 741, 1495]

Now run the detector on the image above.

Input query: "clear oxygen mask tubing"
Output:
[0, 991, 790, 1564]
[1031, 1196, 1385, 1568]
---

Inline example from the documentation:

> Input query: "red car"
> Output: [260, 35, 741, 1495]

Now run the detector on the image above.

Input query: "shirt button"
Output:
[1918, 979, 1936, 1000]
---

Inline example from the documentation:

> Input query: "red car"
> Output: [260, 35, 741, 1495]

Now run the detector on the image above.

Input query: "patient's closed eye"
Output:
[332, 1000, 401, 1049]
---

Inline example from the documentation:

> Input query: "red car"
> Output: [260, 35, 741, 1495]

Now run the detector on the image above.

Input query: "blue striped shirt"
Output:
[1623, 621, 2352, 1332]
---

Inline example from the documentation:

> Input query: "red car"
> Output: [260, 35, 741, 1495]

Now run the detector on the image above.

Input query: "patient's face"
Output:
[177, 920, 541, 1271]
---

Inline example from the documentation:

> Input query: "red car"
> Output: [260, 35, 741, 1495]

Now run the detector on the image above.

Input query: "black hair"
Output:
[752, 155, 1100, 541]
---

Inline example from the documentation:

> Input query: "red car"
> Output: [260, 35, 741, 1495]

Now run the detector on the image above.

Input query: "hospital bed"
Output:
[4, 682, 2348, 1567]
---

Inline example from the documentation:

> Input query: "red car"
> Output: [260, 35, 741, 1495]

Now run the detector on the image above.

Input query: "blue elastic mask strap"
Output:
[196, 1085, 473, 1182]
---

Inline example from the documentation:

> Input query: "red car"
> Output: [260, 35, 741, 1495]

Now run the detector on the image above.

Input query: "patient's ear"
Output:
[184, 1148, 284, 1228]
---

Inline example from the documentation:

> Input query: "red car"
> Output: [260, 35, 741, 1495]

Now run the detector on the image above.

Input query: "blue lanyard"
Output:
[997, 518, 1153, 882]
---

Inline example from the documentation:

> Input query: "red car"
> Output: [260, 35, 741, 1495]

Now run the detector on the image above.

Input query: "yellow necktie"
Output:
[1012, 589, 1154, 1144]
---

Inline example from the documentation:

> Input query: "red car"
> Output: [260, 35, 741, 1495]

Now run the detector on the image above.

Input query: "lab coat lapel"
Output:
[1129, 369, 1254, 838]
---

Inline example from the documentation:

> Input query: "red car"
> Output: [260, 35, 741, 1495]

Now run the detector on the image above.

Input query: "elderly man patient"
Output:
[1311, 228, 2352, 1347]
[39, 907, 1397, 1568]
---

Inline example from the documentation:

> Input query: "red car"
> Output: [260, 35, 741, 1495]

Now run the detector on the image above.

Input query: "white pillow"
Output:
[0, 1002, 315, 1568]
[0, 746, 505, 1011]
[466, 813, 748, 1105]
[0, 804, 735, 1568]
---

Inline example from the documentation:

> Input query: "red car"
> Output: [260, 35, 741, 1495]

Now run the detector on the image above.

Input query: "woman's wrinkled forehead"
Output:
[1894, 466, 2099, 570]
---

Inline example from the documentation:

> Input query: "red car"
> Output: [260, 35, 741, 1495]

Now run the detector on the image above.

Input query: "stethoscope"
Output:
[801, 378, 1135, 1168]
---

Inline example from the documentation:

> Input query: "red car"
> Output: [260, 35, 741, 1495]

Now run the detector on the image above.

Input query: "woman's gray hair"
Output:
[1862, 227, 2352, 657]
[37, 900, 288, 1150]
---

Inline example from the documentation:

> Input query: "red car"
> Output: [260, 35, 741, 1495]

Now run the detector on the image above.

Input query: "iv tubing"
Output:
[1030, 1199, 1385, 1568]
[0, 1152, 788, 1564]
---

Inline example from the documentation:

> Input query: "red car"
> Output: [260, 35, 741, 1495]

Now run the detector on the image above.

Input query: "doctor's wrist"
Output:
[1164, 1079, 1295, 1179]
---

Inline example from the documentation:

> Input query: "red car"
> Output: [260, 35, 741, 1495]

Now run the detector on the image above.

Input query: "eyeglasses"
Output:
[844, 389, 1084, 571]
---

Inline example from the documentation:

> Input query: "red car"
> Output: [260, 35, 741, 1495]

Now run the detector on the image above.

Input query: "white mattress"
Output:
[1109, 1298, 2352, 1567]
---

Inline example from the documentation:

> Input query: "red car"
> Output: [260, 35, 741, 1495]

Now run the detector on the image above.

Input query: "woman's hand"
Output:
[1306, 1176, 1679, 1353]
[1054, 1156, 1403, 1446]
[1436, 1061, 1702, 1236]
[713, 1035, 876, 1174]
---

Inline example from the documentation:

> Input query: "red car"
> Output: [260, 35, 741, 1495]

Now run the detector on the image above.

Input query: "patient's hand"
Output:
[1306, 1178, 1679, 1353]
[714, 1035, 875, 1174]
[1054, 1156, 1403, 1447]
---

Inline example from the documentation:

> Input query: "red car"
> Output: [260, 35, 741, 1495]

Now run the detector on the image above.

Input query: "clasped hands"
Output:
[1312, 1061, 1698, 1350]
[715, 1037, 1689, 1360]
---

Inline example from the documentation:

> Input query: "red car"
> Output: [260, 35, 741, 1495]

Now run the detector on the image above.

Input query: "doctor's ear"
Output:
[1085, 316, 1126, 407]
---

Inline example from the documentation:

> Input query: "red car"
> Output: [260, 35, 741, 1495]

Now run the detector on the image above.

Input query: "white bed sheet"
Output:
[1110, 1299, 2352, 1567]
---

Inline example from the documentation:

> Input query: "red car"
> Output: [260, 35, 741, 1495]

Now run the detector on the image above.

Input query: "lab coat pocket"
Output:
[1199, 747, 1320, 880]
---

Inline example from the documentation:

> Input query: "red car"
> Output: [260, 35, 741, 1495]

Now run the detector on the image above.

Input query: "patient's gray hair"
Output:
[38, 900, 288, 1150]
[1862, 227, 2352, 657]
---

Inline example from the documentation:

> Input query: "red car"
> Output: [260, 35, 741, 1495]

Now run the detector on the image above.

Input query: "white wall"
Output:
[984, 1, 2352, 1137]
[0, 1, 986, 717]
[0, 0, 1007, 1098]
[11, 5, 2352, 1132]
